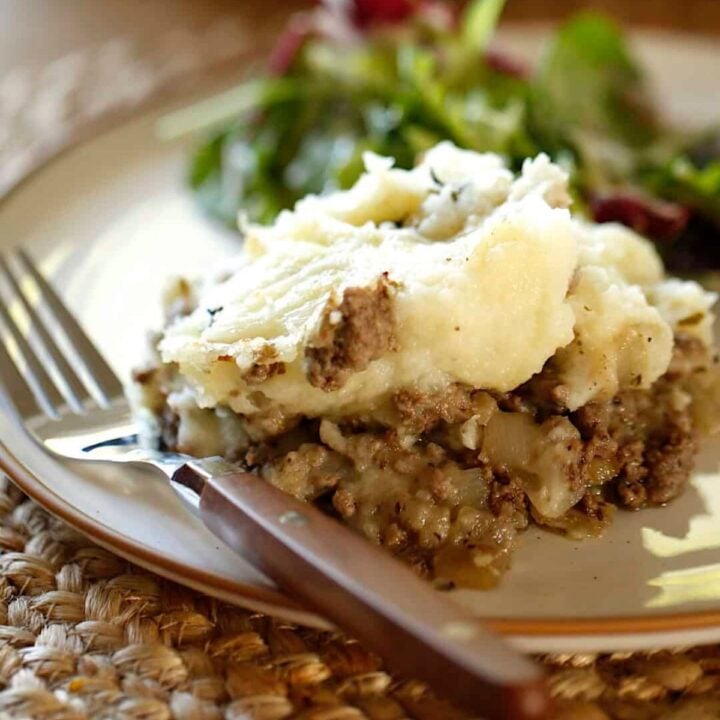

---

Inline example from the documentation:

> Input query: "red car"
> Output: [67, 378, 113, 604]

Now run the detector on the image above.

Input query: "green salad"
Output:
[163, 0, 720, 271]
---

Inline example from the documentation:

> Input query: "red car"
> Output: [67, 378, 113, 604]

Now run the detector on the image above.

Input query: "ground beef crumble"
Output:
[305, 275, 398, 391]
[160, 407, 180, 452]
[243, 361, 287, 385]
[149, 332, 717, 588]
[572, 338, 703, 510]
[394, 383, 480, 432]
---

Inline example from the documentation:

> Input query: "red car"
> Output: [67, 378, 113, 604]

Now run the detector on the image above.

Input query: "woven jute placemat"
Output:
[0, 477, 717, 720]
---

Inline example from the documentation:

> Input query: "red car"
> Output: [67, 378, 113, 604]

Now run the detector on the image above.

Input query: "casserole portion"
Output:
[133, 143, 720, 587]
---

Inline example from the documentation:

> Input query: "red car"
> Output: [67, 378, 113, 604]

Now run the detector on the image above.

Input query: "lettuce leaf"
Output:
[644, 158, 720, 222]
[462, 0, 507, 51]
[531, 13, 658, 153]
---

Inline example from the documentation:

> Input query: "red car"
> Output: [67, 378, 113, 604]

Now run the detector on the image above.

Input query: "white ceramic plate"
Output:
[1, 28, 720, 653]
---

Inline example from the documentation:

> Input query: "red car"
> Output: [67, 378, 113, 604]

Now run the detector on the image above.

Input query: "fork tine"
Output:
[0, 336, 43, 420]
[16, 250, 124, 403]
[0, 254, 88, 413]
[0, 295, 65, 417]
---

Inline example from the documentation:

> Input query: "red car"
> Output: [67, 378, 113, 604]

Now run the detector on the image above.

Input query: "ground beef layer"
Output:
[142, 333, 717, 589]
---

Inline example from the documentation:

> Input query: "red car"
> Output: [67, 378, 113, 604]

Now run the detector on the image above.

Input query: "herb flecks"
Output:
[451, 183, 469, 203]
[206, 306, 224, 327]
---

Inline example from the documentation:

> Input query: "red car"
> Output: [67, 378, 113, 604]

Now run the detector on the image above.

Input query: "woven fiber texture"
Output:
[0, 479, 718, 720]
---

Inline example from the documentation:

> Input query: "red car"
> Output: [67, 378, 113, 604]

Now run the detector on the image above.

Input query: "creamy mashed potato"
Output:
[159, 143, 716, 420]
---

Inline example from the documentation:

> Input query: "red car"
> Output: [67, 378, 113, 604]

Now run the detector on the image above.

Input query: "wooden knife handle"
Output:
[178, 462, 550, 720]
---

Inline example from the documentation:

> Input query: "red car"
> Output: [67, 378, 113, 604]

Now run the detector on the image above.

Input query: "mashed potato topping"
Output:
[160, 143, 715, 421]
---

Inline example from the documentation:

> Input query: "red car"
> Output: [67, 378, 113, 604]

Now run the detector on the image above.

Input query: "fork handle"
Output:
[176, 461, 550, 720]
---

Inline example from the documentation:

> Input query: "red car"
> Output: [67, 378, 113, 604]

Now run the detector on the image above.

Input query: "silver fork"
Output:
[0, 249, 192, 482]
[0, 249, 549, 720]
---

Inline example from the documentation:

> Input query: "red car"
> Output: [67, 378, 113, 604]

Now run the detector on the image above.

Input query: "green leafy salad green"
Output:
[162, 0, 720, 271]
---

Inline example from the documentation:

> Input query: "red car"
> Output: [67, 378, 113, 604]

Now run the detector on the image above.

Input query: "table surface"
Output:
[504, 0, 720, 34]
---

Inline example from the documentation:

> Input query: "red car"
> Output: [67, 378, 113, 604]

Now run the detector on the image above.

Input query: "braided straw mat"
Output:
[0, 477, 718, 720]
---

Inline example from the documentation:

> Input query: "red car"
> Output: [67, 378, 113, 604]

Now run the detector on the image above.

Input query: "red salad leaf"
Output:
[484, 48, 530, 79]
[591, 192, 691, 243]
[268, 0, 424, 76]
[350, 0, 419, 28]
[268, 14, 316, 75]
